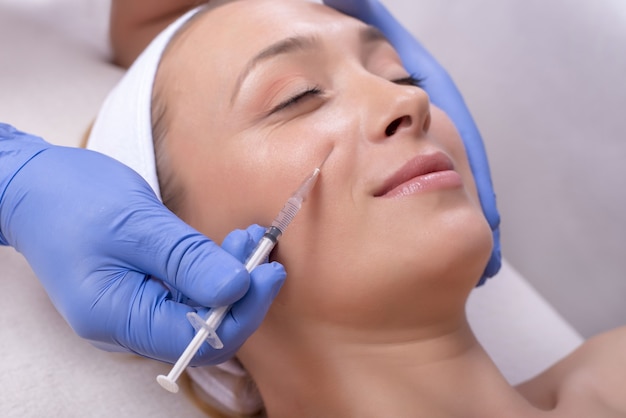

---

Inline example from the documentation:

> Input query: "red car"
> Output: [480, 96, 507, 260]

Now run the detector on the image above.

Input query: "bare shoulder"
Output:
[569, 326, 626, 408]
[516, 326, 626, 415]
[109, 0, 204, 68]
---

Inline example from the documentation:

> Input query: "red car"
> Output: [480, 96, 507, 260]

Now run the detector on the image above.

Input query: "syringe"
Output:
[157, 152, 330, 393]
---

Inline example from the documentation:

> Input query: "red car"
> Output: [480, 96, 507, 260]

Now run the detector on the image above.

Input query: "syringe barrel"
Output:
[244, 231, 279, 271]
[271, 197, 302, 232]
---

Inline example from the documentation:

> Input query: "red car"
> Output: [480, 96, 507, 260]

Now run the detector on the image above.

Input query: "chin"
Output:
[386, 203, 493, 288]
[269, 198, 492, 330]
[428, 208, 493, 286]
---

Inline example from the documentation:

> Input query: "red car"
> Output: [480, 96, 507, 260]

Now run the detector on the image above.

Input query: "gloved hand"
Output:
[0, 123, 285, 365]
[324, 0, 501, 284]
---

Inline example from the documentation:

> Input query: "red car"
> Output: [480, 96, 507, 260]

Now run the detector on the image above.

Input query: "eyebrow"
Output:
[230, 25, 389, 105]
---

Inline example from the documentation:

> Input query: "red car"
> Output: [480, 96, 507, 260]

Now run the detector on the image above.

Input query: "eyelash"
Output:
[270, 74, 424, 114]
[393, 74, 425, 88]
[270, 86, 323, 114]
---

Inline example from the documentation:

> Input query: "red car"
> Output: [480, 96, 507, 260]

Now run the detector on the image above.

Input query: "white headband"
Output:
[87, 7, 202, 200]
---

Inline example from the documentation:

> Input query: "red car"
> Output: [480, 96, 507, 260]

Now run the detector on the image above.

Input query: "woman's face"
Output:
[157, 0, 493, 330]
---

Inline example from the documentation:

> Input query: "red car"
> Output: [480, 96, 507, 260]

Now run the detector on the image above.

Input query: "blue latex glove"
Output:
[324, 0, 501, 285]
[0, 123, 285, 365]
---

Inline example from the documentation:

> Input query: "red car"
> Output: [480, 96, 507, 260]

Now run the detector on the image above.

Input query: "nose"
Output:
[362, 77, 431, 142]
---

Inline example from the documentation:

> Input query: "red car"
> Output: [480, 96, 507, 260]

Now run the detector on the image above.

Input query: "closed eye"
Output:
[392, 74, 425, 88]
[270, 86, 323, 114]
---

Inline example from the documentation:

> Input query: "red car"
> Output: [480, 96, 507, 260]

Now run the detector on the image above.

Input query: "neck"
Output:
[242, 315, 544, 418]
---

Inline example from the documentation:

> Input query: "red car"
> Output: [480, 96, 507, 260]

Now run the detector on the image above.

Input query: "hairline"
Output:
[150, 4, 218, 216]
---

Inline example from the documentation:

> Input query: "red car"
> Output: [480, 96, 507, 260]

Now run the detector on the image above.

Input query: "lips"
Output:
[373, 152, 456, 197]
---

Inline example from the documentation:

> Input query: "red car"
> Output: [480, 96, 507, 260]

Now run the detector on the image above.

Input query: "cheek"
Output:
[166, 131, 284, 243]
[170, 127, 338, 246]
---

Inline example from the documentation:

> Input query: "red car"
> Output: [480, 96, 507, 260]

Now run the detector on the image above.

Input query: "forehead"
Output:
[166, 0, 363, 72]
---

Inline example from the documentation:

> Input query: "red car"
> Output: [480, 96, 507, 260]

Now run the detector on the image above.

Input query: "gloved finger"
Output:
[323, 0, 375, 16]
[480, 226, 501, 284]
[79, 267, 253, 365]
[220, 225, 267, 263]
[100, 182, 253, 308]
[191, 261, 286, 366]
[67, 269, 197, 363]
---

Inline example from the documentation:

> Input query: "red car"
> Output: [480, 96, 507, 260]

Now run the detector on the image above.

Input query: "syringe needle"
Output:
[157, 150, 332, 393]
[294, 151, 330, 200]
